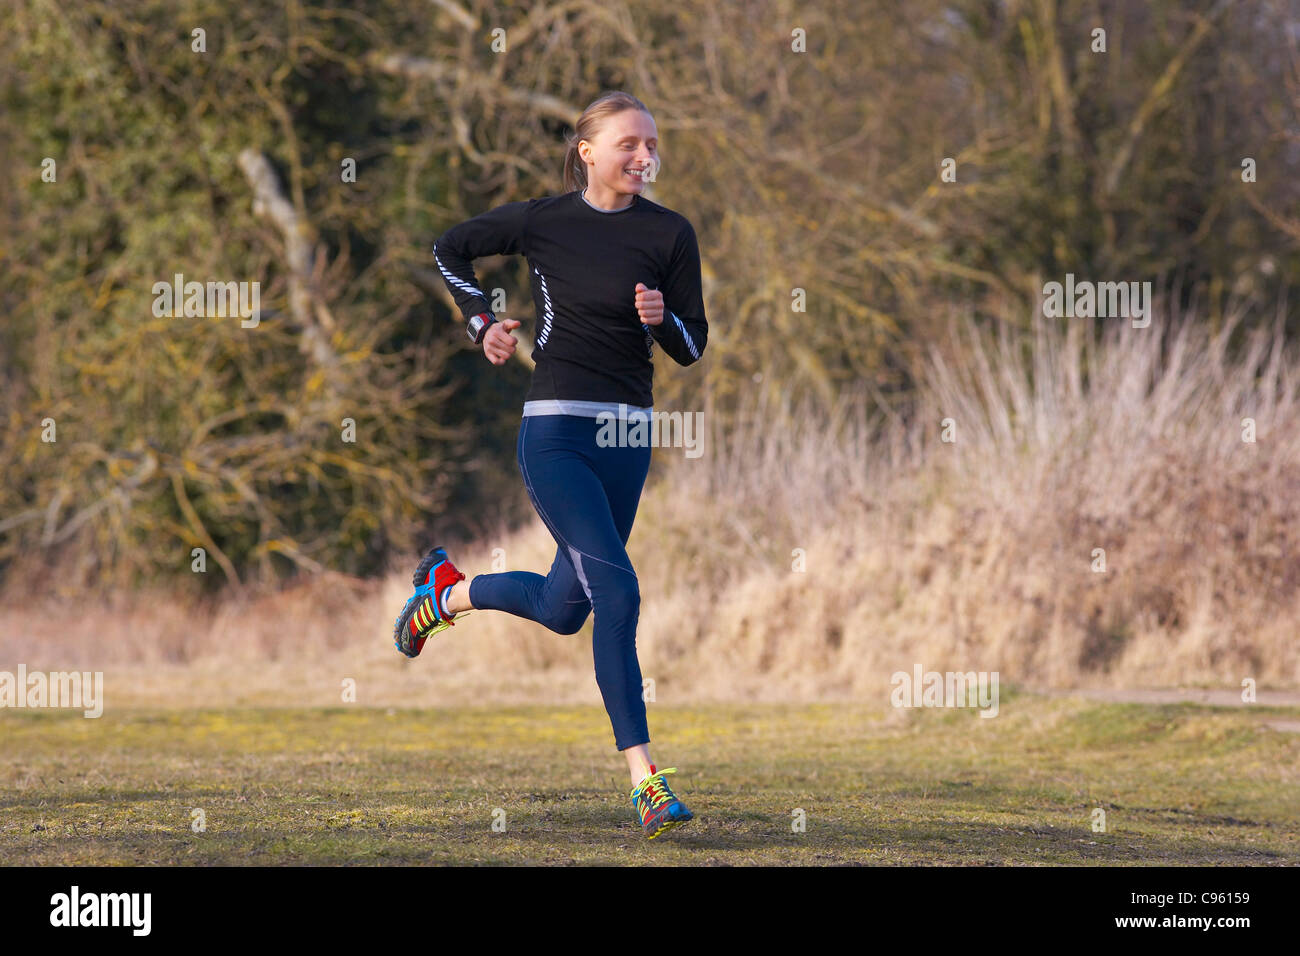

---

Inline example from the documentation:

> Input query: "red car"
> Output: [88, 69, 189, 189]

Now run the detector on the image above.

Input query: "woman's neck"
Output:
[582, 185, 635, 212]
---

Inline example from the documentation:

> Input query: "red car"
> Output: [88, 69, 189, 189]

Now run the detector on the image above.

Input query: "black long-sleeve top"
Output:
[432, 190, 708, 409]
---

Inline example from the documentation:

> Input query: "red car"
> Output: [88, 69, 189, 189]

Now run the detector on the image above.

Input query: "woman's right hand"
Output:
[483, 318, 521, 365]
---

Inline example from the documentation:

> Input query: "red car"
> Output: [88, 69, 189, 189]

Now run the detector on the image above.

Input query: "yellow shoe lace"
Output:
[631, 767, 678, 809]
[417, 594, 454, 631]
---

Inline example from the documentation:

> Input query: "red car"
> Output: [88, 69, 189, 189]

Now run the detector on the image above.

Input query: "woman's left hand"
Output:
[635, 282, 664, 326]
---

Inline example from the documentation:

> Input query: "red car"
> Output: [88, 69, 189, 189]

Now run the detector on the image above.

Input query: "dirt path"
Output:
[1029, 686, 1300, 732]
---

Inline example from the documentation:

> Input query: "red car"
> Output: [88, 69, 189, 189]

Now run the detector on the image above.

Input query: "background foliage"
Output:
[2, 0, 1298, 594]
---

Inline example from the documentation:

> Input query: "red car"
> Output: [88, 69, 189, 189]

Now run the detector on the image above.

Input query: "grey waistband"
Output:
[522, 399, 654, 419]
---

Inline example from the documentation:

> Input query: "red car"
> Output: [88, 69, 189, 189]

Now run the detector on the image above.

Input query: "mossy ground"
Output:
[2, 692, 1296, 865]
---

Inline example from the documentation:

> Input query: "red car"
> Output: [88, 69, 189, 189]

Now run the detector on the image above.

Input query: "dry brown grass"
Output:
[3, 308, 1297, 707]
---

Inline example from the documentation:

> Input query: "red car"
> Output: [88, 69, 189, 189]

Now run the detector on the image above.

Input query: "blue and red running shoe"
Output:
[630, 765, 694, 839]
[393, 546, 466, 659]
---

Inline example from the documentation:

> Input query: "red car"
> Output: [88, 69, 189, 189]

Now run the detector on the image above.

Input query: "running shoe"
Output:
[393, 546, 466, 658]
[630, 764, 694, 839]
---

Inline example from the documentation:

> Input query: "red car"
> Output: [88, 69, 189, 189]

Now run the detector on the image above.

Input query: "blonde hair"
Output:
[562, 91, 655, 193]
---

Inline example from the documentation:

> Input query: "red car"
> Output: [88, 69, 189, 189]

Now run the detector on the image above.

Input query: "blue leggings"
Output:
[467, 414, 652, 751]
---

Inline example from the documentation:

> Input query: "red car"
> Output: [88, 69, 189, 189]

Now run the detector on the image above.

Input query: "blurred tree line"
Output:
[1, 0, 1297, 594]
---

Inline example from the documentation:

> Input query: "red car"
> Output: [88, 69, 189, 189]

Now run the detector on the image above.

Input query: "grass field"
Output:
[2, 691, 1296, 865]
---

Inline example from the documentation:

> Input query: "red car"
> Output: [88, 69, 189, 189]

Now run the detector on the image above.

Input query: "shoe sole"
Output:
[645, 808, 694, 839]
[646, 817, 691, 839]
[412, 545, 449, 587]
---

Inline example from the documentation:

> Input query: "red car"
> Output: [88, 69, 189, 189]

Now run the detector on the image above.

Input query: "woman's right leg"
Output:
[463, 544, 591, 635]
[452, 415, 593, 635]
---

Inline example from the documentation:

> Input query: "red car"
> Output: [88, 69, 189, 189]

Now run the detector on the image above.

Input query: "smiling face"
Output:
[577, 109, 659, 209]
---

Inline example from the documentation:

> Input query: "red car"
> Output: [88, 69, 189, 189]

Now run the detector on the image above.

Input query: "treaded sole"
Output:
[412, 545, 447, 587]
[646, 816, 691, 839]
[644, 807, 694, 839]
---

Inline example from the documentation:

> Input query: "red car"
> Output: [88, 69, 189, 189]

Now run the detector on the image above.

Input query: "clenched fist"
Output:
[483, 317, 520, 365]
[635, 282, 664, 326]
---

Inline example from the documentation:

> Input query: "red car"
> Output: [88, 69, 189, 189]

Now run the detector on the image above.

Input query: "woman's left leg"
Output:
[512, 415, 653, 758]
[587, 434, 656, 786]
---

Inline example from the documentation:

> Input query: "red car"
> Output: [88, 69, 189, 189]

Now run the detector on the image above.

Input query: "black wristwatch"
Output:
[467, 311, 496, 345]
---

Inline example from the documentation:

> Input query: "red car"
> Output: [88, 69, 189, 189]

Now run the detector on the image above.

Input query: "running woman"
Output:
[392, 91, 708, 839]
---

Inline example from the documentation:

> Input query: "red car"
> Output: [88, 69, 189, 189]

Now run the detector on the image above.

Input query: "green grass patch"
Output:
[1, 695, 1296, 865]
